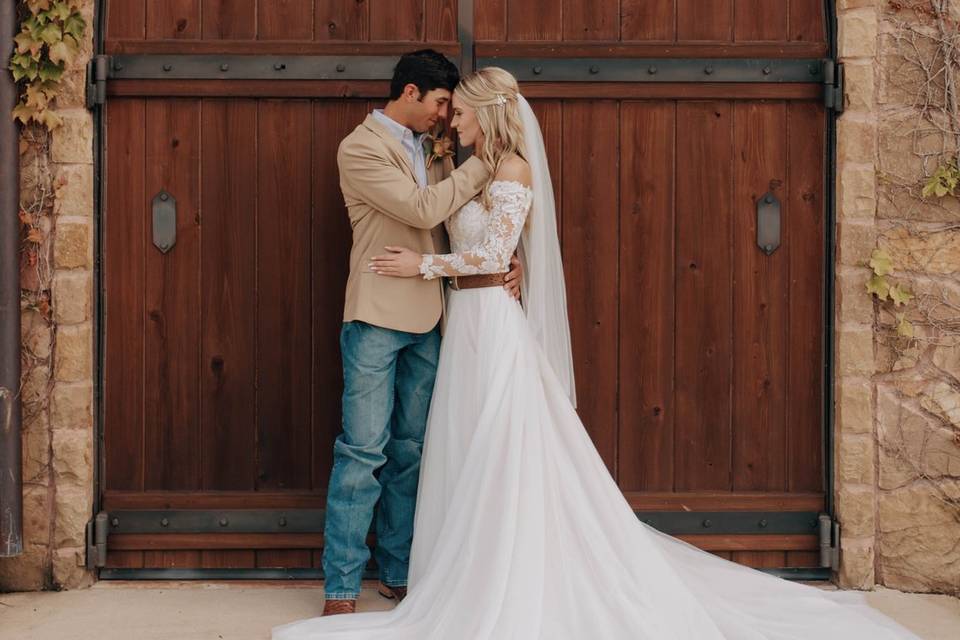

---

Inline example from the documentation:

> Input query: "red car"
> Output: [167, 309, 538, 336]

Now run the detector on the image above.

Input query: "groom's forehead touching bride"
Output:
[386, 49, 460, 134]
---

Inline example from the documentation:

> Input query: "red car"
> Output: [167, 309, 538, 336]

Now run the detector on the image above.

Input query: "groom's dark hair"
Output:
[389, 49, 460, 101]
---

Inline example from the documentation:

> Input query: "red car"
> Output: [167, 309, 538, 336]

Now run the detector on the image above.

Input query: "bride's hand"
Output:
[369, 246, 422, 277]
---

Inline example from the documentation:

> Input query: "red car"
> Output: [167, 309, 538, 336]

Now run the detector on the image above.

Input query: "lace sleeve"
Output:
[418, 181, 532, 280]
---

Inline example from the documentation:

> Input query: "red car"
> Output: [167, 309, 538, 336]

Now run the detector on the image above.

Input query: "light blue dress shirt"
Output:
[372, 109, 429, 188]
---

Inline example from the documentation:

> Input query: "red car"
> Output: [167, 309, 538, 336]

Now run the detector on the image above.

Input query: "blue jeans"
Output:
[322, 320, 441, 599]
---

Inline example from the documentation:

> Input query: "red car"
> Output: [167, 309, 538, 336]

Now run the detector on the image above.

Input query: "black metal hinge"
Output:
[85, 511, 108, 569]
[818, 512, 841, 570]
[85, 54, 110, 109]
[822, 59, 844, 113]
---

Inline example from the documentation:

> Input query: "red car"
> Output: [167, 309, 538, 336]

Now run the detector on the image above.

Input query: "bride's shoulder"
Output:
[494, 154, 532, 188]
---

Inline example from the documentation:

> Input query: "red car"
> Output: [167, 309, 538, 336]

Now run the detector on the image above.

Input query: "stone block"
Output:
[838, 434, 876, 486]
[838, 164, 877, 220]
[21, 364, 52, 407]
[837, 267, 875, 324]
[53, 221, 92, 270]
[839, 9, 878, 59]
[0, 544, 49, 592]
[837, 377, 874, 436]
[837, 327, 875, 376]
[53, 164, 94, 217]
[52, 428, 93, 487]
[52, 546, 94, 590]
[838, 539, 876, 589]
[50, 109, 93, 164]
[22, 426, 51, 487]
[21, 308, 53, 361]
[54, 324, 92, 383]
[843, 61, 875, 112]
[837, 483, 877, 538]
[53, 485, 92, 549]
[53, 270, 92, 325]
[837, 220, 877, 267]
[21, 485, 51, 547]
[50, 382, 93, 431]
[838, 117, 877, 164]
[879, 226, 960, 277]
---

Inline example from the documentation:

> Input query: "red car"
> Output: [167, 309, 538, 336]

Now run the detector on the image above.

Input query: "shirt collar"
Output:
[372, 109, 427, 146]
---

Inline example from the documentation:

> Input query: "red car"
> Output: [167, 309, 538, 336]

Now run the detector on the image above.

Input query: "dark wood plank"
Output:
[732, 551, 787, 567]
[786, 551, 821, 567]
[200, 99, 258, 490]
[370, 0, 423, 41]
[475, 42, 828, 58]
[145, 0, 200, 39]
[677, 0, 732, 41]
[106, 41, 459, 55]
[562, 100, 619, 475]
[790, 0, 826, 44]
[202, 0, 257, 39]
[507, 0, 561, 41]
[311, 101, 368, 490]
[111, 534, 326, 550]
[315, 0, 369, 40]
[259, 0, 314, 40]
[475, 0, 506, 41]
[143, 551, 202, 568]
[627, 491, 824, 511]
[678, 535, 818, 552]
[257, 550, 313, 568]
[618, 101, 675, 491]
[108, 79, 392, 99]
[201, 550, 257, 568]
[105, 550, 144, 568]
[426, 0, 458, 41]
[563, 0, 618, 40]
[734, 0, 788, 42]
[104, 99, 146, 492]
[731, 102, 788, 492]
[256, 100, 313, 490]
[143, 99, 202, 490]
[107, 0, 145, 39]
[621, 0, 675, 41]
[528, 100, 562, 232]
[787, 101, 825, 493]
[517, 83, 822, 101]
[674, 101, 733, 491]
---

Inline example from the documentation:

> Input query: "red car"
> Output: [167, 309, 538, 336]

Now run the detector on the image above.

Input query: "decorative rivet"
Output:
[274, 63, 286, 71]
[759, 519, 768, 528]
[589, 65, 599, 74]
[765, 244, 773, 253]
[704, 65, 714, 75]
[762, 66, 771, 75]
[765, 194, 773, 204]
[336, 63, 346, 72]
[114, 62, 124, 71]
[702, 519, 713, 528]
[219, 517, 229, 527]
[220, 63, 230, 72]
[160, 518, 169, 527]
[533, 66, 543, 75]
[162, 64, 172, 72]
[160, 193, 169, 202]
[278, 516, 287, 527]
[809, 64, 819, 75]
[647, 66, 657, 75]
[111, 517, 120, 527]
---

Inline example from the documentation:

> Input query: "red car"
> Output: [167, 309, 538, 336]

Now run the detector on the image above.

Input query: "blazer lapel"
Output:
[361, 114, 418, 183]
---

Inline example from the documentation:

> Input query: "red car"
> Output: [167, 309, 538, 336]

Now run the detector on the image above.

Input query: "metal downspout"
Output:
[0, 1, 24, 558]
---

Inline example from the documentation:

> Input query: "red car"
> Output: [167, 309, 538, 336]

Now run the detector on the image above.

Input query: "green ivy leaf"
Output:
[866, 273, 890, 300]
[38, 23, 62, 45]
[895, 313, 915, 338]
[38, 60, 64, 82]
[49, 2, 73, 21]
[64, 15, 85, 41]
[12, 102, 36, 125]
[889, 283, 914, 307]
[869, 248, 894, 276]
[47, 40, 73, 66]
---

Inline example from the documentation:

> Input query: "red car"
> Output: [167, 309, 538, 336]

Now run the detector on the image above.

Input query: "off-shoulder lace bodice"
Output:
[419, 180, 533, 280]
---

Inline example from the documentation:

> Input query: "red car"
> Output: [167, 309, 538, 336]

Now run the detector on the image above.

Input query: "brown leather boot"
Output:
[322, 598, 357, 616]
[377, 582, 408, 602]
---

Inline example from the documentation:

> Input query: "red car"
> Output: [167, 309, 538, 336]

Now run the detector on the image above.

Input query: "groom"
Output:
[322, 49, 522, 615]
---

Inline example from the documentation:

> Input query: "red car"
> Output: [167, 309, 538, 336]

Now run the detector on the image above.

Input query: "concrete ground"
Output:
[1, 581, 958, 640]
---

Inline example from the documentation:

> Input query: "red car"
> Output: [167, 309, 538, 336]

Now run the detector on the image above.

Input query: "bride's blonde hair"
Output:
[455, 67, 526, 210]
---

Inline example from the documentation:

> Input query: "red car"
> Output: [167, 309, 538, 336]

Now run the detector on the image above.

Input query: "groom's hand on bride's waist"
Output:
[505, 256, 523, 301]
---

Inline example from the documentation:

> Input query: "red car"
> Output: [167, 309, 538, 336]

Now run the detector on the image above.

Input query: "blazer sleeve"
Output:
[338, 138, 488, 230]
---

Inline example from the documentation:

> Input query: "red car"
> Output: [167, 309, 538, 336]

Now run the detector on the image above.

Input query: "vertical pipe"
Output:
[0, 1, 24, 558]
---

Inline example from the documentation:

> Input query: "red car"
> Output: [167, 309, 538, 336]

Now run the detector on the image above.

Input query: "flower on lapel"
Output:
[424, 131, 455, 169]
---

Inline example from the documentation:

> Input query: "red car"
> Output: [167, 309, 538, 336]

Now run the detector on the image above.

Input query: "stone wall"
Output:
[836, 0, 960, 594]
[0, 0, 96, 591]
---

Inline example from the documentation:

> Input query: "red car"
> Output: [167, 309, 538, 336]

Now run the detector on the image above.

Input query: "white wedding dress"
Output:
[273, 180, 920, 640]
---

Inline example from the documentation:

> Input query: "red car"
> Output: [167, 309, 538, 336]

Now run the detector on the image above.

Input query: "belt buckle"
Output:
[448, 276, 460, 291]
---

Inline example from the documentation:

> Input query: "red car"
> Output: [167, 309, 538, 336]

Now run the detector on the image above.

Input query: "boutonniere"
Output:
[423, 131, 455, 169]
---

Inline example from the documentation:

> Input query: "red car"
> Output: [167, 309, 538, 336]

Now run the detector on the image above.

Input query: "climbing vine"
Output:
[8, 0, 86, 129]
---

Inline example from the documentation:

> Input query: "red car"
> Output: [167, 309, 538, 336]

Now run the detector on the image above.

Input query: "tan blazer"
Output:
[338, 114, 488, 333]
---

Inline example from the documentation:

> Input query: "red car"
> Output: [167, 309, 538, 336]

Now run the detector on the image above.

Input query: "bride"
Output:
[273, 67, 918, 639]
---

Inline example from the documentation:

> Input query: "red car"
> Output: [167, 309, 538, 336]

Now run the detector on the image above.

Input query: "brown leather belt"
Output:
[446, 272, 509, 291]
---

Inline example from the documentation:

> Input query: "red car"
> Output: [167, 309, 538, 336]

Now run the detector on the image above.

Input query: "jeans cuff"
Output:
[324, 591, 359, 600]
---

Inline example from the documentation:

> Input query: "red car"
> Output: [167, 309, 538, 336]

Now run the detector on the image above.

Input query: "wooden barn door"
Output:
[96, 0, 838, 578]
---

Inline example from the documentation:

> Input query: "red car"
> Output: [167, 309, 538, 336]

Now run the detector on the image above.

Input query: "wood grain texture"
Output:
[475, 0, 506, 40]
[145, 0, 200, 39]
[507, 0, 561, 41]
[370, 0, 423, 41]
[202, 0, 257, 39]
[563, 0, 618, 40]
[315, 0, 370, 41]
[734, 0, 788, 42]
[107, 0, 145, 39]
[104, 99, 146, 491]
[674, 101, 733, 491]
[259, 0, 314, 39]
[618, 101, 675, 491]
[200, 99, 258, 490]
[426, 0, 458, 41]
[677, 0, 732, 41]
[143, 99, 202, 490]
[562, 100, 620, 475]
[621, 0, 676, 41]
[790, 0, 826, 43]
[528, 100, 562, 233]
